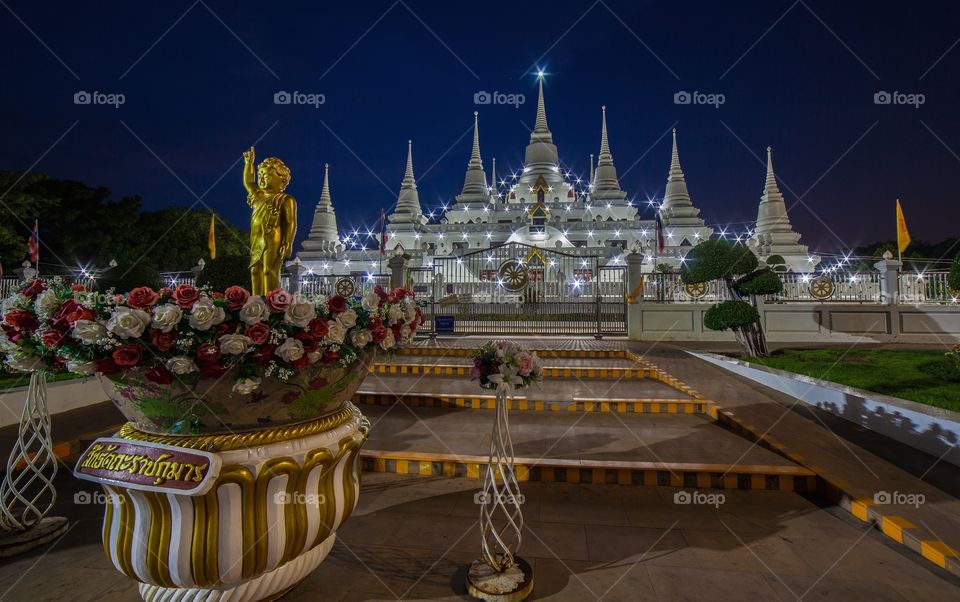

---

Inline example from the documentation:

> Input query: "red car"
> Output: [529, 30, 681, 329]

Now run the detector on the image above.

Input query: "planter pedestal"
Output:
[76, 401, 370, 602]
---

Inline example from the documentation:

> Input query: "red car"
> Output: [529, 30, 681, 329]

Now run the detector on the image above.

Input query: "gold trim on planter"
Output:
[116, 403, 358, 452]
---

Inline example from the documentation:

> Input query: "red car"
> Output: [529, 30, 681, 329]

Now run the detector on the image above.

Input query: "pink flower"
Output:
[518, 354, 533, 377]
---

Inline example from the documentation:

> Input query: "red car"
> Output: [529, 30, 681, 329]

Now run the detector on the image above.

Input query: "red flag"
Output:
[379, 208, 388, 257]
[654, 211, 665, 253]
[27, 219, 39, 264]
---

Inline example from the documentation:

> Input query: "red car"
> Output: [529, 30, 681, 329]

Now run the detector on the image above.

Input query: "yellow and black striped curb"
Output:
[625, 351, 706, 400]
[715, 408, 960, 577]
[398, 347, 630, 359]
[369, 363, 654, 379]
[360, 451, 816, 491]
[353, 392, 712, 414]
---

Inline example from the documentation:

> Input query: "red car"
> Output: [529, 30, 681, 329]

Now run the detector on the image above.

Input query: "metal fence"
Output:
[641, 271, 896, 304]
[899, 271, 958, 304]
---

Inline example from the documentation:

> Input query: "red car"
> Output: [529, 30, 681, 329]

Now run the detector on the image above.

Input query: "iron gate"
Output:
[412, 243, 625, 336]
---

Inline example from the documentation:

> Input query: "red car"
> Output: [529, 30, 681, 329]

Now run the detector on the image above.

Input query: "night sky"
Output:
[2, 0, 959, 255]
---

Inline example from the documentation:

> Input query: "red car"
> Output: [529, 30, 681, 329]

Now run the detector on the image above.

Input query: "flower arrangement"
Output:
[471, 341, 542, 390]
[1, 278, 424, 433]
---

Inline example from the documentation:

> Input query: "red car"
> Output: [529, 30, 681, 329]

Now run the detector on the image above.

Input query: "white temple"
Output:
[747, 147, 819, 272]
[295, 77, 818, 276]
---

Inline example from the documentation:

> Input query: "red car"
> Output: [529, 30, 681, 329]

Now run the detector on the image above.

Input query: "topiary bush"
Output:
[766, 254, 788, 272]
[949, 251, 960, 292]
[680, 239, 759, 284]
[704, 300, 759, 331]
[737, 268, 784, 296]
[97, 263, 163, 293]
[195, 255, 250, 291]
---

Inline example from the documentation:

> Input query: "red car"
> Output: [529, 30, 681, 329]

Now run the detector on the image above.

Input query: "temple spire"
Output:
[598, 106, 612, 164]
[764, 146, 781, 197]
[529, 75, 553, 144]
[318, 162, 332, 210]
[457, 112, 490, 203]
[490, 157, 498, 201]
[390, 139, 426, 224]
[590, 105, 624, 200]
[297, 162, 339, 258]
[660, 128, 704, 227]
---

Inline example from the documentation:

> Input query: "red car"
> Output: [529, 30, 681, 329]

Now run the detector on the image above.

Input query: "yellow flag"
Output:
[896, 199, 910, 254]
[208, 213, 216, 259]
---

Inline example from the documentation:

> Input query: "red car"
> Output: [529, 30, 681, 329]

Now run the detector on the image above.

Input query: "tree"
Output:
[134, 207, 249, 272]
[680, 239, 783, 357]
[0, 171, 58, 270]
[196, 255, 251, 290]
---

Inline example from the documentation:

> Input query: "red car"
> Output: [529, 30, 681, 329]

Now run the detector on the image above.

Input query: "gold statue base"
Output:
[466, 556, 534, 602]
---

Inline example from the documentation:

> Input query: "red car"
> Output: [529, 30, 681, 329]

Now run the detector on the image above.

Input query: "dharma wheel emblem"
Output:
[684, 282, 708, 299]
[808, 276, 834, 300]
[497, 259, 529, 292]
[335, 277, 356, 298]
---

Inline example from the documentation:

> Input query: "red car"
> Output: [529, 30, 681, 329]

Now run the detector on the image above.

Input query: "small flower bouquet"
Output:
[1, 278, 424, 434]
[471, 341, 542, 390]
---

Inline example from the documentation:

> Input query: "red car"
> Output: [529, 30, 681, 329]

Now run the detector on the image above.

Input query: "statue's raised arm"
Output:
[242, 146, 257, 197]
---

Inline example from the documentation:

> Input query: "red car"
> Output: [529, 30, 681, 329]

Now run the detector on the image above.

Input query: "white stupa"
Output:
[388, 140, 427, 225]
[747, 147, 819, 272]
[298, 163, 340, 260]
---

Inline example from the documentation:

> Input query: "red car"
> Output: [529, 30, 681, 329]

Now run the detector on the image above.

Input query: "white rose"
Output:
[218, 333, 252, 355]
[2, 295, 21, 313]
[338, 308, 358, 328]
[151, 303, 183, 333]
[232, 377, 261, 395]
[166, 356, 199, 375]
[34, 289, 61, 318]
[361, 290, 380, 311]
[73, 319, 108, 344]
[240, 296, 270, 325]
[307, 350, 322, 364]
[325, 320, 346, 344]
[275, 337, 305, 362]
[66, 360, 97, 375]
[0, 329, 14, 351]
[106, 307, 151, 339]
[284, 299, 316, 328]
[387, 304, 403, 324]
[5, 354, 46, 372]
[350, 328, 373, 348]
[404, 300, 417, 321]
[189, 298, 225, 331]
[400, 324, 412, 340]
[380, 330, 396, 351]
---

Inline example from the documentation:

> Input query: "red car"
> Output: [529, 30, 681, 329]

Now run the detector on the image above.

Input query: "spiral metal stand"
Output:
[0, 373, 68, 557]
[467, 387, 534, 602]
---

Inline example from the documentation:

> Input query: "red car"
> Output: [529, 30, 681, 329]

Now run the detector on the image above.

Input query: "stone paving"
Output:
[2, 472, 957, 601]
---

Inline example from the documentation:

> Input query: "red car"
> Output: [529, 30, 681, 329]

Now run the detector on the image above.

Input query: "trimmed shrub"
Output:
[681, 240, 759, 284]
[195, 255, 251, 291]
[949, 251, 960, 292]
[736, 268, 784, 296]
[704, 300, 759, 331]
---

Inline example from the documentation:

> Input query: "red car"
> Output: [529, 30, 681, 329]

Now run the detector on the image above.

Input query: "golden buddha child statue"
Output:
[243, 146, 297, 294]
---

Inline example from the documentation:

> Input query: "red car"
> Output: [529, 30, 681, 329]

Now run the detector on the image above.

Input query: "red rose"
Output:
[265, 289, 291, 312]
[158, 287, 171, 296]
[370, 319, 387, 343]
[5, 309, 38, 334]
[307, 317, 329, 338]
[290, 355, 310, 369]
[245, 322, 270, 345]
[327, 295, 347, 314]
[308, 377, 328, 390]
[145, 365, 175, 385]
[41, 328, 68, 347]
[224, 286, 251, 311]
[150, 329, 177, 352]
[71, 283, 86, 292]
[294, 331, 318, 354]
[211, 292, 225, 300]
[392, 287, 407, 299]
[216, 322, 234, 337]
[113, 344, 142, 367]
[373, 284, 388, 300]
[200, 363, 227, 378]
[392, 324, 402, 340]
[50, 299, 94, 329]
[20, 278, 46, 299]
[1, 324, 23, 343]
[322, 349, 340, 364]
[172, 284, 200, 308]
[255, 344, 277, 364]
[196, 343, 221, 364]
[127, 287, 160, 309]
[96, 358, 123, 376]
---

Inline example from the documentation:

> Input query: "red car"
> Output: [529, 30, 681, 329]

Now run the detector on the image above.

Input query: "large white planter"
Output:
[77, 401, 369, 601]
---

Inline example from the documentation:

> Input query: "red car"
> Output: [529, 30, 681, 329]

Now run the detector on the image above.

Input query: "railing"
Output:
[899, 271, 958, 304]
[641, 272, 886, 304]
